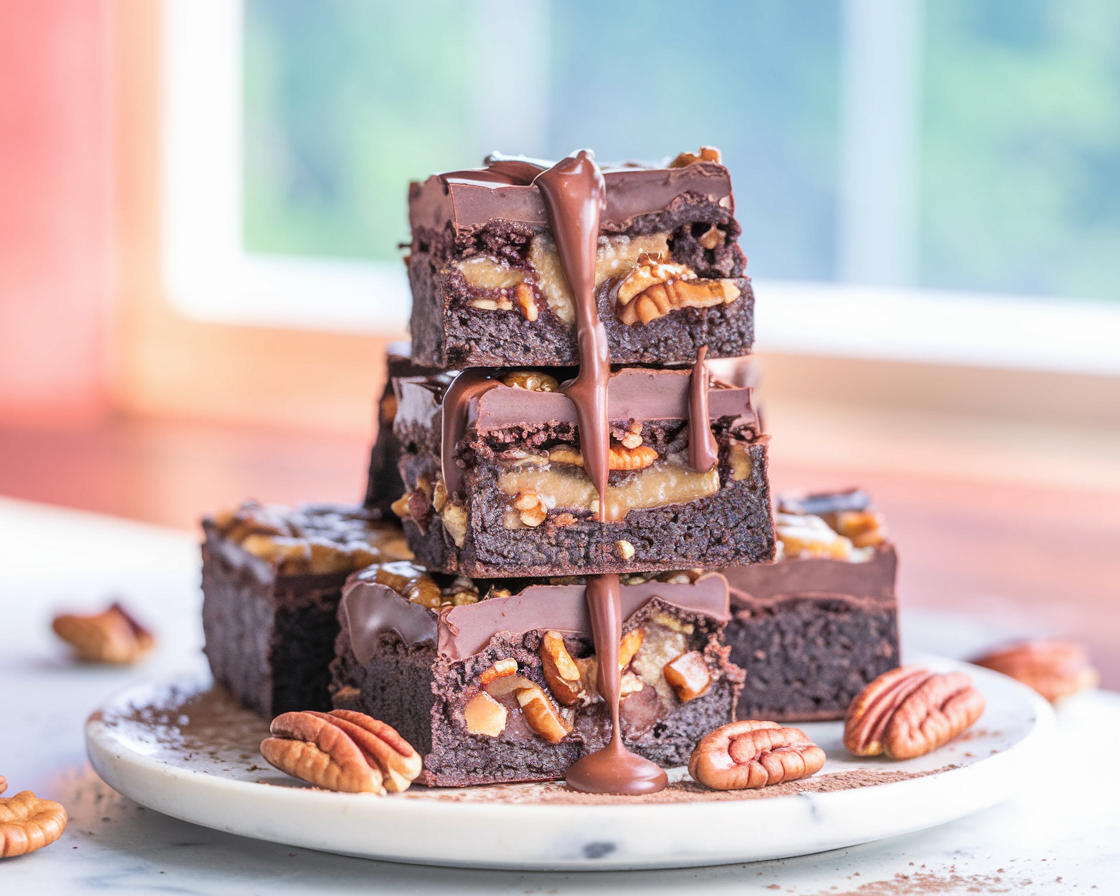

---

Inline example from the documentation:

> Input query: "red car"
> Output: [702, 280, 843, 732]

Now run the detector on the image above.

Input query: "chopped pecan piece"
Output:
[540, 632, 584, 706]
[689, 720, 825, 791]
[515, 684, 571, 743]
[52, 603, 154, 665]
[513, 282, 539, 321]
[663, 651, 712, 702]
[844, 666, 985, 760]
[697, 225, 725, 250]
[831, 510, 887, 548]
[479, 658, 518, 686]
[464, 692, 507, 737]
[618, 628, 645, 668]
[971, 640, 1097, 703]
[0, 790, 68, 857]
[511, 490, 549, 527]
[774, 512, 852, 560]
[669, 146, 722, 167]
[501, 370, 559, 392]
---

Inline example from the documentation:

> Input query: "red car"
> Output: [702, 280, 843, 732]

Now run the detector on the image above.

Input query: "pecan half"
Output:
[0, 790, 68, 857]
[844, 666, 985, 760]
[52, 603, 154, 664]
[614, 253, 740, 325]
[689, 720, 825, 791]
[971, 640, 1098, 703]
[549, 444, 659, 471]
[325, 710, 423, 792]
[260, 710, 421, 794]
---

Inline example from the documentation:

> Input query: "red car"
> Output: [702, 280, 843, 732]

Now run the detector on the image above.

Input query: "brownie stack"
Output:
[331, 148, 775, 790]
[200, 146, 901, 792]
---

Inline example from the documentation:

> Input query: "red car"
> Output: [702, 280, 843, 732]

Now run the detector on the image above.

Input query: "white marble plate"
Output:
[86, 656, 1054, 870]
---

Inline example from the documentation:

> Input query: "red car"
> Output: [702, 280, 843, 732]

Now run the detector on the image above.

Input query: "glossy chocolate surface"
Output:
[409, 155, 733, 233]
[724, 545, 898, 608]
[339, 570, 730, 664]
[395, 368, 761, 437]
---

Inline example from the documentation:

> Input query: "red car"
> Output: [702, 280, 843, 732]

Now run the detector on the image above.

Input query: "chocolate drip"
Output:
[534, 151, 611, 525]
[533, 150, 666, 795]
[688, 346, 719, 474]
[440, 369, 499, 496]
[564, 574, 668, 795]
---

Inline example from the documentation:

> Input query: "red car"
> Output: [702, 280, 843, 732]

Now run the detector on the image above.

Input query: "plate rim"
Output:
[85, 655, 1056, 868]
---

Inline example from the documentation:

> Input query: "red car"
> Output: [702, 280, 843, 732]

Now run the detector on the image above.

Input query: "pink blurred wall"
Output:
[0, 0, 112, 425]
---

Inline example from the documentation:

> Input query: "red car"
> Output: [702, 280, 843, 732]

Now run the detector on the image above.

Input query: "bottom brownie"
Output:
[330, 565, 743, 786]
[722, 489, 900, 721]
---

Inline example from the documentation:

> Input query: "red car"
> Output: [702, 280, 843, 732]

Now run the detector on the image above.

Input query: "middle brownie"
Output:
[392, 366, 775, 577]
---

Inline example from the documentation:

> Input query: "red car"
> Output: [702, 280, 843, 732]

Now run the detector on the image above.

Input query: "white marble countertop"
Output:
[1, 496, 1116, 894]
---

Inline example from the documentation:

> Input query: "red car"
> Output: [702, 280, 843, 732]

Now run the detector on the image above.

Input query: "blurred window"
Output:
[161, 0, 1120, 370]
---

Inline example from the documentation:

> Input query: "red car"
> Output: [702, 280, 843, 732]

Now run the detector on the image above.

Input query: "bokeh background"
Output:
[1, 0, 1118, 682]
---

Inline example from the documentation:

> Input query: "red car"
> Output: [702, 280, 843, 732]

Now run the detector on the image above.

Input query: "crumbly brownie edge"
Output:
[729, 597, 900, 722]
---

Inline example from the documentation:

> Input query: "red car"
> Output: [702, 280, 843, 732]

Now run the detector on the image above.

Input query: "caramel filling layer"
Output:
[497, 460, 720, 524]
[457, 232, 671, 324]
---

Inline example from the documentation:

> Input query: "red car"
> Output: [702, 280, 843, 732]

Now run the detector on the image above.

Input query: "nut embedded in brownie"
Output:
[721, 488, 901, 722]
[201, 501, 411, 717]
[329, 563, 744, 787]
[391, 363, 775, 577]
[407, 148, 754, 368]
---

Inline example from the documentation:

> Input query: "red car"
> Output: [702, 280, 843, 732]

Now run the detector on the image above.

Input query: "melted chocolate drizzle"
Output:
[688, 346, 719, 473]
[440, 369, 499, 496]
[534, 150, 667, 795]
[565, 575, 668, 794]
[534, 152, 611, 526]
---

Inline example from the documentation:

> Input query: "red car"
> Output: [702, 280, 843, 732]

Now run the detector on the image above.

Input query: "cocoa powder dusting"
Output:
[800, 869, 1035, 895]
[403, 767, 953, 805]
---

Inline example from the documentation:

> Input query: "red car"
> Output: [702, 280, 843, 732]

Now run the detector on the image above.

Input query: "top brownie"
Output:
[407, 148, 754, 368]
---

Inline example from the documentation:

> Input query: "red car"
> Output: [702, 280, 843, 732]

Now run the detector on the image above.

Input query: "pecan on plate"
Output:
[261, 710, 422, 794]
[0, 789, 68, 857]
[844, 666, 985, 760]
[689, 720, 825, 791]
[971, 640, 1098, 703]
[51, 602, 154, 664]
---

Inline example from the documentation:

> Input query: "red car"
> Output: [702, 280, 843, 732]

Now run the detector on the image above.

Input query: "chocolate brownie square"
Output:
[408, 149, 754, 368]
[201, 501, 411, 717]
[392, 365, 775, 577]
[330, 565, 743, 786]
[722, 489, 900, 721]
